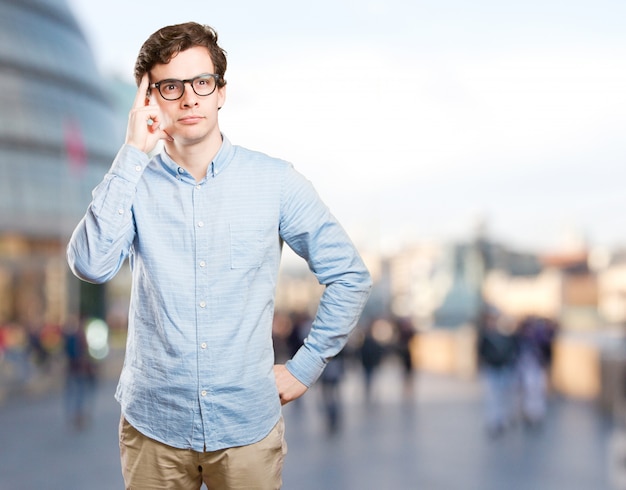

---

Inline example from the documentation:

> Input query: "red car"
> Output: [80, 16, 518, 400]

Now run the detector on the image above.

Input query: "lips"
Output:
[179, 115, 204, 124]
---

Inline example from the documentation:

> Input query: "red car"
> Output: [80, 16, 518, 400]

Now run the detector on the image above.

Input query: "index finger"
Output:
[133, 74, 151, 109]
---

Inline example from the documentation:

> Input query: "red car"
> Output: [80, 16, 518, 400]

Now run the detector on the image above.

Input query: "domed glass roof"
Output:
[0, 0, 122, 238]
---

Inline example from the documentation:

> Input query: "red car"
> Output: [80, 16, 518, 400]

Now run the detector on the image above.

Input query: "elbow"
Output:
[67, 256, 109, 285]
[68, 263, 110, 285]
[355, 262, 373, 294]
[66, 244, 115, 285]
[363, 268, 373, 291]
[340, 265, 373, 299]
[361, 270, 373, 301]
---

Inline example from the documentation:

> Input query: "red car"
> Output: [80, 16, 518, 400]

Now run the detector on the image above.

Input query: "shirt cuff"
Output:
[285, 346, 326, 388]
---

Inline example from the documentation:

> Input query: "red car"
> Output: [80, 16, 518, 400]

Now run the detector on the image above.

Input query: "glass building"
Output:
[0, 0, 122, 329]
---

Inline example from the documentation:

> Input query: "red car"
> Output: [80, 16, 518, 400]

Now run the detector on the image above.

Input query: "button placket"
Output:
[193, 175, 211, 415]
[190, 175, 212, 419]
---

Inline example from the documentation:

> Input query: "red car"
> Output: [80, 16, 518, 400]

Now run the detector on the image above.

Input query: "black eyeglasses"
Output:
[150, 73, 221, 101]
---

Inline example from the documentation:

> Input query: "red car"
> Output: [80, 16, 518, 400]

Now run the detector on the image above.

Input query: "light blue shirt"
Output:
[67, 136, 372, 451]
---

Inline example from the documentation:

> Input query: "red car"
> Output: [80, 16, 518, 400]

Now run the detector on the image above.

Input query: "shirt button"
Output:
[135, 165, 142, 172]
[199, 301, 206, 308]
[196, 185, 202, 190]
[199, 260, 206, 267]
[201, 390, 207, 397]
[201, 342, 207, 349]
[117, 208, 124, 215]
[178, 167, 185, 174]
[197, 221, 204, 228]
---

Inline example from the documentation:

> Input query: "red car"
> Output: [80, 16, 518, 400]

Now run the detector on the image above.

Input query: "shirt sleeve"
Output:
[67, 145, 148, 284]
[279, 165, 372, 387]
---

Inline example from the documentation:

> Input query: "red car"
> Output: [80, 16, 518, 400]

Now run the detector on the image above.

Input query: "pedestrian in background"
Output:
[67, 22, 371, 489]
[395, 316, 417, 398]
[516, 315, 557, 429]
[359, 322, 385, 403]
[318, 349, 346, 435]
[63, 315, 96, 429]
[476, 306, 519, 438]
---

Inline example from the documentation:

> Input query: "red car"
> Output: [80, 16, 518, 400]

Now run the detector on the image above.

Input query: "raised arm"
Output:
[67, 75, 169, 284]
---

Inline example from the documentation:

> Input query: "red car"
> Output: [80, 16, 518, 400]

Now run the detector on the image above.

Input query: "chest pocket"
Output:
[230, 225, 265, 269]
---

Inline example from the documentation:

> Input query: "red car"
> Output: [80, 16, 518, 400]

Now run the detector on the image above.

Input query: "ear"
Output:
[217, 84, 226, 110]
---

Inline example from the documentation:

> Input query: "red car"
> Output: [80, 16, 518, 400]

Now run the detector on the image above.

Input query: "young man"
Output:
[67, 22, 371, 489]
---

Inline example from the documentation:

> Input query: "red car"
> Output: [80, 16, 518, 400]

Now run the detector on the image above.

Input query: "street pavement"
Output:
[0, 359, 615, 490]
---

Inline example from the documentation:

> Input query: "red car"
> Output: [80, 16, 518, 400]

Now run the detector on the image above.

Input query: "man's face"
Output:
[148, 46, 226, 146]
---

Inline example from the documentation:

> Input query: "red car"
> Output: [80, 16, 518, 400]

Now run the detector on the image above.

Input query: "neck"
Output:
[165, 132, 223, 182]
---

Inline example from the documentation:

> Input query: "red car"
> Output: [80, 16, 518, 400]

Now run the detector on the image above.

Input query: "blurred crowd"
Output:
[272, 311, 418, 434]
[0, 320, 64, 386]
[476, 306, 558, 438]
[272, 305, 561, 441]
[2, 306, 561, 439]
[0, 317, 99, 429]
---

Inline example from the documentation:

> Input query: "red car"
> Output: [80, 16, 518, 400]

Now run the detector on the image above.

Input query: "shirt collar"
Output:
[210, 134, 234, 178]
[157, 134, 234, 182]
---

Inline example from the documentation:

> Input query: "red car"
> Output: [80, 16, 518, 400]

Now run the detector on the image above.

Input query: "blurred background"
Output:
[0, 0, 625, 488]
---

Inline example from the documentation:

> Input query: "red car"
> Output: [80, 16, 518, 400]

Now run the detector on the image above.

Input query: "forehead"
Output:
[151, 46, 214, 80]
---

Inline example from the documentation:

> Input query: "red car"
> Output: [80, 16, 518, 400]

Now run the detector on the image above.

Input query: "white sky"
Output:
[67, 0, 626, 255]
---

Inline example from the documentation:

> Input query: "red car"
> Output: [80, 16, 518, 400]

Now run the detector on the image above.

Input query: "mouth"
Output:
[178, 115, 204, 124]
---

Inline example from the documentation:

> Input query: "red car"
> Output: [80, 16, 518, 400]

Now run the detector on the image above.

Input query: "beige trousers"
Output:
[119, 415, 287, 490]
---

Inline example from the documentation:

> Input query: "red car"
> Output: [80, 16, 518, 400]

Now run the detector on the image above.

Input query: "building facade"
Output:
[0, 0, 122, 329]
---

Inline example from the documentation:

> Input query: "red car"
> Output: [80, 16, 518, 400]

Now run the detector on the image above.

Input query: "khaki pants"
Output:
[119, 416, 287, 489]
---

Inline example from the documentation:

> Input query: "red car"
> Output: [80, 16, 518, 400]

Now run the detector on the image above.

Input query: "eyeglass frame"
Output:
[149, 73, 222, 101]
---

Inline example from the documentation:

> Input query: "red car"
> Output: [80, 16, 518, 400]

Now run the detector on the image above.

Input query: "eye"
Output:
[161, 81, 182, 95]
[196, 76, 213, 87]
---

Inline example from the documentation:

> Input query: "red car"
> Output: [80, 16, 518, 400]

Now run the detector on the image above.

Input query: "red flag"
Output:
[64, 118, 87, 176]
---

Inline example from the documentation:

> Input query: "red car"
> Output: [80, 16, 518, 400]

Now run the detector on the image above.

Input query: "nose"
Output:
[180, 81, 199, 106]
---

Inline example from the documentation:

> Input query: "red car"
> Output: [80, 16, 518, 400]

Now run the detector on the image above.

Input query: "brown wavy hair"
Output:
[134, 22, 227, 88]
